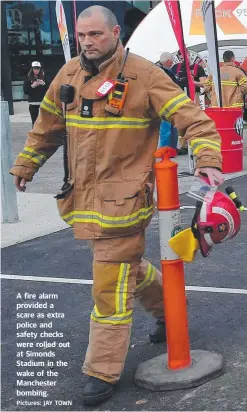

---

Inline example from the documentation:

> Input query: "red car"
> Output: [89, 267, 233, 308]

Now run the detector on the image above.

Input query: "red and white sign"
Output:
[96, 80, 115, 97]
[164, 0, 195, 100]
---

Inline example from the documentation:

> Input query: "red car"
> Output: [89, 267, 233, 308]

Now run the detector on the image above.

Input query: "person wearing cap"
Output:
[23, 61, 48, 127]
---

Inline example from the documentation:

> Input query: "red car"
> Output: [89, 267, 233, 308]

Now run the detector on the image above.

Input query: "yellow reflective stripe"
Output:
[91, 313, 132, 325]
[92, 305, 132, 319]
[19, 146, 47, 166]
[193, 144, 221, 156]
[64, 211, 153, 228]
[166, 98, 191, 119]
[190, 139, 221, 156]
[62, 206, 153, 221]
[239, 77, 247, 85]
[116, 263, 130, 314]
[159, 93, 185, 116]
[23, 146, 46, 159]
[116, 264, 124, 314]
[136, 263, 155, 292]
[40, 103, 57, 116]
[190, 138, 221, 149]
[136, 262, 152, 291]
[62, 205, 153, 224]
[88, 262, 133, 327]
[231, 103, 244, 107]
[65, 115, 151, 130]
[91, 307, 132, 324]
[43, 96, 63, 115]
[159, 93, 191, 119]
[123, 264, 130, 314]
[221, 81, 238, 86]
[19, 153, 40, 165]
[66, 122, 149, 130]
[40, 96, 63, 118]
[66, 115, 150, 123]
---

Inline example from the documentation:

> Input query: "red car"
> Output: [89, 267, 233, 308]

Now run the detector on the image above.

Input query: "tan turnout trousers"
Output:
[82, 231, 164, 383]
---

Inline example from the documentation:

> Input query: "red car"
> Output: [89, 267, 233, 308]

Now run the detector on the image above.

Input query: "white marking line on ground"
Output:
[1, 274, 247, 295]
[0, 274, 93, 284]
[186, 286, 247, 295]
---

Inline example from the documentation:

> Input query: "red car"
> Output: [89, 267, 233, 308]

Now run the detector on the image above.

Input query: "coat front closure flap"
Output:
[79, 60, 121, 101]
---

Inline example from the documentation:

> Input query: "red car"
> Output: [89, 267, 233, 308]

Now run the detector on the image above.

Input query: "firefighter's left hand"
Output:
[194, 167, 224, 187]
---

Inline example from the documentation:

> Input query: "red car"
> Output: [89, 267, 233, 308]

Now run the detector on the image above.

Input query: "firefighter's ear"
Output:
[112, 25, 121, 40]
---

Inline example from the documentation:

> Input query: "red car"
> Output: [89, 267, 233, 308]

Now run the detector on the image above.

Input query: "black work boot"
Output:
[83, 376, 116, 406]
[149, 320, 166, 343]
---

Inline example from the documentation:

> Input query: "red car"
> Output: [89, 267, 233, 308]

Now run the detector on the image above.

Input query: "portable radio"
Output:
[108, 80, 129, 111]
[107, 48, 130, 112]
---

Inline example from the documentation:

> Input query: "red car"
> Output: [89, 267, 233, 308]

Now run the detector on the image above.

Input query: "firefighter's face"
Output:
[77, 14, 120, 61]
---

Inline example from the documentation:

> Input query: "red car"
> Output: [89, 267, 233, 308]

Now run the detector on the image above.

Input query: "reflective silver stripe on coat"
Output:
[190, 139, 221, 156]
[116, 264, 130, 315]
[159, 93, 191, 120]
[63, 207, 153, 227]
[91, 308, 133, 324]
[19, 147, 47, 166]
[65, 117, 151, 128]
[40, 97, 63, 117]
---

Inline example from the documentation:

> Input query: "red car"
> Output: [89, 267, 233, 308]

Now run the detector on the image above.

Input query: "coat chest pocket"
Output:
[94, 181, 154, 236]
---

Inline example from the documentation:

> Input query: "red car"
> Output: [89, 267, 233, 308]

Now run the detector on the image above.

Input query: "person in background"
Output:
[204, 50, 247, 109]
[172, 49, 207, 96]
[23, 61, 48, 127]
[171, 50, 207, 154]
[157, 52, 181, 151]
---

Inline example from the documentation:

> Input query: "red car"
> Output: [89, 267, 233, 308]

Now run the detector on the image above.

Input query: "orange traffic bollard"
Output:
[134, 146, 224, 391]
[155, 147, 191, 370]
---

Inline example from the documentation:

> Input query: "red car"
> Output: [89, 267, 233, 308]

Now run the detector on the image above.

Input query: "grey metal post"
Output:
[1, 100, 19, 223]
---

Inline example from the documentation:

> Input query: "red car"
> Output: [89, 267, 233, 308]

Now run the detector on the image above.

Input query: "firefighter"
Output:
[205, 50, 247, 108]
[10, 6, 224, 406]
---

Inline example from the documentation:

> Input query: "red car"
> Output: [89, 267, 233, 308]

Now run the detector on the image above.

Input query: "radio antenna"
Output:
[118, 48, 130, 80]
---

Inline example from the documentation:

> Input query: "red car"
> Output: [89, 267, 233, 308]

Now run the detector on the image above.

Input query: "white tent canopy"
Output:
[126, 0, 247, 63]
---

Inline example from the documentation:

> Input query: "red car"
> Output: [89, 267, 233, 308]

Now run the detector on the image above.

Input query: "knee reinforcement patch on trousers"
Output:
[91, 262, 138, 325]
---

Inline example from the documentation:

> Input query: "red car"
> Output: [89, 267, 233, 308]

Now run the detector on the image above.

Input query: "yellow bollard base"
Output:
[134, 350, 224, 391]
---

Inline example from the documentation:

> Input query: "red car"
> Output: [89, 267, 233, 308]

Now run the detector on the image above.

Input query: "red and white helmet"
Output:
[192, 192, 241, 257]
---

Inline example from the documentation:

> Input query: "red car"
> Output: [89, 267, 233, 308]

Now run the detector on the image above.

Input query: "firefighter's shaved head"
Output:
[77, 6, 121, 65]
[78, 6, 118, 29]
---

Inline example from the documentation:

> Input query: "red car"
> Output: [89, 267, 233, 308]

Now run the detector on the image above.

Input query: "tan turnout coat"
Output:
[205, 62, 247, 108]
[10, 43, 222, 240]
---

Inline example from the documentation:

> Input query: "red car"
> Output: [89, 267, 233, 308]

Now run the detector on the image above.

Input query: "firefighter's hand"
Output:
[194, 167, 224, 187]
[14, 176, 27, 192]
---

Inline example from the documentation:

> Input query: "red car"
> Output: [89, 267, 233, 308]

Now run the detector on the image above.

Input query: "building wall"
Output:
[4, 0, 150, 101]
